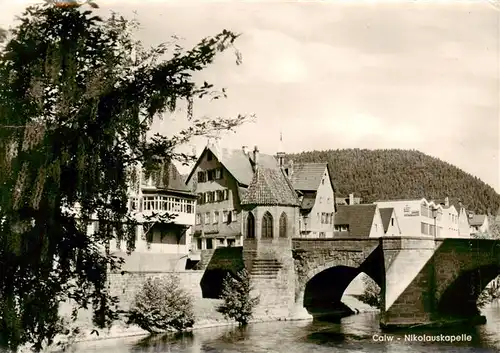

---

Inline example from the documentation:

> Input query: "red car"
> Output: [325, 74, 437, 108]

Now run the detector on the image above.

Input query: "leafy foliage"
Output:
[217, 269, 259, 326]
[0, 2, 247, 351]
[287, 149, 500, 214]
[127, 276, 195, 333]
[356, 275, 381, 309]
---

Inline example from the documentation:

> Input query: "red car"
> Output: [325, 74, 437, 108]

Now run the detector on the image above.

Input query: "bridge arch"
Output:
[301, 264, 381, 319]
[437, 264, 500, 318]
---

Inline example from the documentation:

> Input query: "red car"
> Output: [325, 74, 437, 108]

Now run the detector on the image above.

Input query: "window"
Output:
[213, 211, 219, 224]
[223, 189, 229, 200]
[222, 210, 228, 222]
[215, 168, 222, 179]
[429, 224, 435, 236]
[207, 170, 214, 181]
[421, 222, 430, 235]
[227, 239, 235, 247]
[330, 213, 334, 224]
[217, 238, 225, 246]
[335, 224, 349, 232]
[279, 212, 287, 238]
[227, 210, 233, 224]
[197, 193, 204, 205]
[207, 151, 213, 161]
[205, 212, 210, 225]
[206, 238, 213, 249]
[213, 190, 219, 202]
[232, 210, 238, 222]
[322, 179, 325, 185]
[247, 212, 255, 238]
[197, 171, 206, 183]
[391, 218, 394, 227]
[196, 213, 202, 225]
[262, 212, 273, 238]
[319, 232, 325, 238]
[374, 224, 378, 232]
[196, 238, 202, 250]
[129, 197, 138, 211]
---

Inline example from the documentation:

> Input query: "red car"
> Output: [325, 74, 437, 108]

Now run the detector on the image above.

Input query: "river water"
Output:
[72, 303, 500, 353]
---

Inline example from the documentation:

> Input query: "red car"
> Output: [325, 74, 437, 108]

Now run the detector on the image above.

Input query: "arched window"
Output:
[262, 212, 273, 238]
[279, 212, 287, 238]
[246, 212, 255, 239]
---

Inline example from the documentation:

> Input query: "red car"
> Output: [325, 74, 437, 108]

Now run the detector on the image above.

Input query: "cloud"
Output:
[0, 0, 498, 192]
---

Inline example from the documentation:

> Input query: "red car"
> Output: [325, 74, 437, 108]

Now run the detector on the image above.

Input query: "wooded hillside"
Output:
[287, 149, 500, 214]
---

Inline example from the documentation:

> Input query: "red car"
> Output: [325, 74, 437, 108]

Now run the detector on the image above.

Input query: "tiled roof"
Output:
[186, 145, 279, 186]
[334, 204, 377, 237]
[469, 215, 487, 226]
[290, 163, 330, 191]
[241, 167, 300, 207]
[379, 208, 394, 233]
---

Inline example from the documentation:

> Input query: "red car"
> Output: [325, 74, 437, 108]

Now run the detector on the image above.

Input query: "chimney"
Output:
[445, 196, 449, 207]
[242, 146, 249, 155]
[253, 146, 259, 166]
[349, 193, 354, 205]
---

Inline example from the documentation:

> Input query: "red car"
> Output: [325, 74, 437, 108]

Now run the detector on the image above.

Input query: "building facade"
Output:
[84, 161, 197, 271]
[186, 144, 337, 246]
[185, 145, 280, 251]
[374, 198, 466, 238]
[287, 163, 336, 238]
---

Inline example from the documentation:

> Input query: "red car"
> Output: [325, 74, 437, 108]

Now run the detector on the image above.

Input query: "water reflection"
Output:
[73, 304, 500, 353]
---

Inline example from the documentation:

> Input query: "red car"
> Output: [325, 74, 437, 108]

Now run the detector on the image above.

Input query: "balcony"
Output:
[130, 194, 195, 226]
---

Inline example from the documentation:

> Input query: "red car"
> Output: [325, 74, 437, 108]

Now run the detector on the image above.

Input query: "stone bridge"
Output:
[238, 236, 500, 329]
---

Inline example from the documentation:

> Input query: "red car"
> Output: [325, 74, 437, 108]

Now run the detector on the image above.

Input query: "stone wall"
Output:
[108, 270, 204, 310]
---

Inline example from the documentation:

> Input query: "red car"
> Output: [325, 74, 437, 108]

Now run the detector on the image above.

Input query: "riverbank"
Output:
[19, 295, 376, 352]
[58, 295, 376, 345]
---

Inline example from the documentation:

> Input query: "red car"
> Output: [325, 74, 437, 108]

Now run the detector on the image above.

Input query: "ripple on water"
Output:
[71, 304, 500, 353]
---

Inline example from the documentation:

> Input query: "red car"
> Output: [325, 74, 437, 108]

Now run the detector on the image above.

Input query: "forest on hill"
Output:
[287, 149, 500, 215]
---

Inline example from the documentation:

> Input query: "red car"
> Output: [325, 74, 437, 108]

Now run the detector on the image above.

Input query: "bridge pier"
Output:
[380, 237, 500, 329]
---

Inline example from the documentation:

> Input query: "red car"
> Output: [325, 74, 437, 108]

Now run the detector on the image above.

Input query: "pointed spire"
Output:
[277, 130, 286, 168]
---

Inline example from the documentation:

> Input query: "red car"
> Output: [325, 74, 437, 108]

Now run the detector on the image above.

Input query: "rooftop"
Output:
[335, 204, 378, 237]
[469, 214, 487, 226]
[379, 207, 394, 233]
[289, 162, 330, 192]
[241, 167, 300, 207]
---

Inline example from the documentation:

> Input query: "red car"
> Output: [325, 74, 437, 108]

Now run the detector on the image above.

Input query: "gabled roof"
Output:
[469, 214, 487, 227]
[379, 207, 394, 233]
[185, 144, 278, 186]
[334, 204, 378, 237]
[289, 162, 335, 192]
[241, 167, 300, 207]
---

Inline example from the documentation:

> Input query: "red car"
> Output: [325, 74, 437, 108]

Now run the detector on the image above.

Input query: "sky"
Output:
[1, 0, 500, 193]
